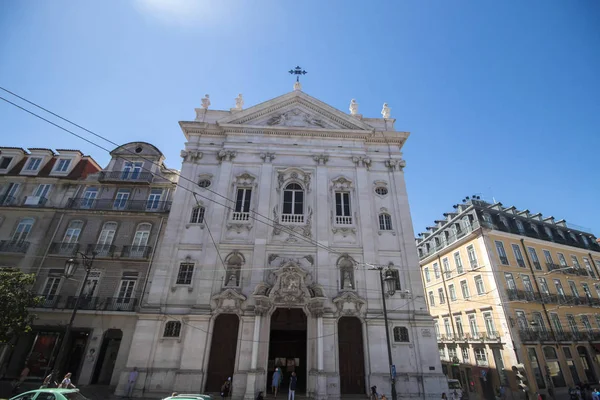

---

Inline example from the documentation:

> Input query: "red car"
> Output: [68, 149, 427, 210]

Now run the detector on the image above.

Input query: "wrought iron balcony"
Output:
[0, 195, 17, 206]
[0, 240, 30, 253]
[519, 328, 552, 342]
[49, 242, 79, 256]
[67, 198, 171, 212]
[23, 196, 48, 207]
[499, 256, 509, 265]
[105, 297, 137, 312]
[121, 245, 152, 259]
[506, 289, 540, 302]
[65, 296, 101, 310]
[36, 294, 61, 309]
[86, 243, 116, 257]
[98, 170, 153, 183]
[64, 296, 137, 312]
[516, 259, 526, 268]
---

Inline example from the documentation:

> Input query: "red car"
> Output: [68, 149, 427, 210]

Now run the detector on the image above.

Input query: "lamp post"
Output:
[366, 263, 398, 400]
[50, 252, 96, 382]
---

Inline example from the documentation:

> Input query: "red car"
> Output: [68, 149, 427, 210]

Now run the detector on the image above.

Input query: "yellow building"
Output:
[416, 198, 600, 400]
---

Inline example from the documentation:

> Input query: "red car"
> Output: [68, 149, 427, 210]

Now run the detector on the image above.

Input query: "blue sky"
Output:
[1, 0, 599, 235]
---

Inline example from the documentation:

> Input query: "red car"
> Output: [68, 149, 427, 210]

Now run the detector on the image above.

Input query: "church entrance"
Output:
[268, 308, 307, 395]
[338, 316, 366, 394]
[205, 314, 240, 392]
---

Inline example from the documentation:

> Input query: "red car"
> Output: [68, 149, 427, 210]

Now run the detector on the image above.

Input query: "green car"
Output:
[161, 395, 212, 400]
[9, 389, 89, 400]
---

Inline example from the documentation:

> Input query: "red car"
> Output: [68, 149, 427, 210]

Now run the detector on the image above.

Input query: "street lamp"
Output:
[50, 251, 96, 383]
[366, 263, 398, 400]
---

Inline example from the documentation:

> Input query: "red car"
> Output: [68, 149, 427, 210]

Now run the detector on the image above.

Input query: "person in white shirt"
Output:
[59, 372, 75, 389]
[127, 367, 139, 398]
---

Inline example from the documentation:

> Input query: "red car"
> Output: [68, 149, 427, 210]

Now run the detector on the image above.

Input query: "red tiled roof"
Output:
[67, 159, 101, 179]
[5, 158, 26, 175]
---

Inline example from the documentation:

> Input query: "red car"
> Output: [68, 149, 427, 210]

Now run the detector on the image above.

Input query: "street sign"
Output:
[391, 364, 396, 379]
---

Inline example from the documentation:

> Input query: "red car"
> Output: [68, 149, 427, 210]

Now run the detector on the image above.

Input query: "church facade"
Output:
[117, 84, 446, 399]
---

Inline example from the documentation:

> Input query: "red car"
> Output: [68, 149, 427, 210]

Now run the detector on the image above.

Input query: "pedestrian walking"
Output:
[58, 372, 76, 389]
[272, 368, 282, 397]
[256, 391, 264, 400]
[442, 393, 448, 400]
[371, 385, 379, 400]
[220, 377, 231, 399]
[288, 372, 297, 400]
[40, 372, 55, 389]
[127, 367, 139, 398]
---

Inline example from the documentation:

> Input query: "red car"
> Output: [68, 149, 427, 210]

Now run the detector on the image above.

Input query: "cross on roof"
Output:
[288, 66, 307, 82]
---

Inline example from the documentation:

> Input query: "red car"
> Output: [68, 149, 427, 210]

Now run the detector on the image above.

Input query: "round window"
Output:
[375, 186, 388, 196]
[135, 146, 143, 153]
[198, 179, 211, 188]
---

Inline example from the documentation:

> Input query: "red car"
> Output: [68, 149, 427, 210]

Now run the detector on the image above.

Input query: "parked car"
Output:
[161, 394, 212, 400]
[448, 379, 463, 400]
[10, 389, 89, 400]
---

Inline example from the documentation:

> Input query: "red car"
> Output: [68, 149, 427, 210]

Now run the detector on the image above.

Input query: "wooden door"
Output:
[205, 314, 240, 392]
[338, 317, 365, 394]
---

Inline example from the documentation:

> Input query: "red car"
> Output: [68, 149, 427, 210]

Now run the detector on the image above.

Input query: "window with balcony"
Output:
[126, 223, 151, 258]
[0, 156, 14, 169]
[11, 218, 34, 244]
[532, 312, 546, 333]
[146, 189, 163, 210]
[462, 347, 470, 363]
[428, 291, 435, 306]
[334, 191, 352, 225]
[581, 315, 593, 333]
[543, 346, 566, 387]
[448, 347, 458, 361]
[55, 158, 71, 172]
[571, 255, 581, 269]
[468, 314, 478, 337]
[63, 220, 83, 244]
[550, 313, 564, 333]
[543, 249, 553, 265]
[281, 183, 305, 224]
[512, 244, 525, 267]
[2, 182, 20, 205]
[24, 157, 42, 171]
[163, 321, 182, 338]
[424, 267, 430, 283]
[113, 189, 130, 210]
[483, 312, 496, 337]
[81, 188, 98, 208]
[434, 320, 440, 338]
[443, 258, 451, 279]
[95, 222, 117, 256]
[393, 327, 409, 343]
[443, 318, 451, 336]
[122, 162, 143, 180]
[455, 316, 464, 337]
[461, 280, 470, 299]
[115, 277, 137, 309]
[176, 262, 194, 285]
[438, 288, 446, 304]
[595, 315, 600, 329]
[557, 253, 567, 267]
[232, 187, 253, 222]
[505, 273, 516, 291]
[33, 184, 52, 202]
[474, 275, 485, 295]
[522, 275, 534, 297]
[378, 213, 393, 231]
[449, 284, 457, 301]
[438, 346, 446, 359]
[538, 277, 550, 296]
[567, 314, 579, 335]
[81, 270, 101, 298]
[454, 252, 464, 274]
[41, 276, 61, 307]
[554, 279, 566, 300]
[528, 247, 541, 270]
[495, 241, 508, 265]
[467, 245, 478, 269]
[583, 258, 596, 278]
[190, 205, 205, 224]
[516, 311, 528, 330]
[474, 348, 488, 366]
[568, 281, 580, 298]
[433, 263, 440, 279]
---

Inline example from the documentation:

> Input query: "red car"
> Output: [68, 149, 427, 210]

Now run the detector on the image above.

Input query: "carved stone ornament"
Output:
[260, 152, 276, 163]
[269, 263, 312, 306]
[201, 94, 210, 109]
[265, 108, 332, 129]
[276, 167, 312, 192]
[210, 288, 247, 313]
[312, 154, 329, 165]
[332, 291, 366, 317]
[234, 94, 244, 111]
[349, 99, 358, 116]
[332, 226, 356, 237]
[234, 172, 257, 187]
[331, 176, 354, 191]
[217, 150, 237, 163]
[381, 103, 391, 119]
[385, 158, 406, 171]
[180, 150, 203, 163]
[351, 156, 371, 169]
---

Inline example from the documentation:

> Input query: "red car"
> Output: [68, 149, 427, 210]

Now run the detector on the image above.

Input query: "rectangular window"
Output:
[571, 255, 581, 269]
[42, 277, 61, 297]
[550, 313, 564, 333]
[475, 348, 487, 366]
[583, 258, 596, 278]
[449, 284, 457, 301]
[33, 184, 52, 199]
[455, 316, 464, 337]
[461, 280, 470, 299]
[568, 281, 579, 297]
[557, 253, 567, 267]
[25, 157, 42, 171]
[564, 347, 581, 385]
[0, 157, 13, 169]
[516, 311, 528, 330]
[483, 312, 495, 336]
[474, 275, 485, 295]
[122, 162, 143, 179]
[2, 182, 20, 205]
[467, 245, 478, 269]
[438, 288, 445, 304]
[543, 250, 553, 264]
[146, 189, 163, 210]
[581, 315, 593, 332]
[424, 267, 430, 283]
[522, 275, 534, 296]
[582, 283, 593, 300]
[334, 192, 351, 216]
[428, 291, 435, 306]
[443, 258, 451, 279]
[528, 247, 541, 270]
[443, 318, 451, 335]
[117, 279, 136, 302]
[82, 188, 98, 208]
[235, 188, 252, 213]
[176, 263, 194, 285]
[538, 277, 550, 296]
[12, 218, 33, 243]
[495, 241, 508, 265]
[113, 189, 130, 210]
[462, 347, 470, 364]
[567, 314, 579, 334]
[528, 348, 547, 389]
[55, 159, 71, 172]
[433, 263, 440, 279]
[505, 273, 516, 290]
[554, 279, 566, 299]
[454, 252, 464, 274]
[512, 244, 525, 267]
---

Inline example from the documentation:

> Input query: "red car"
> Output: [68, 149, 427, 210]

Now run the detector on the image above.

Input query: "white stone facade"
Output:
[118, 89, 446, 399]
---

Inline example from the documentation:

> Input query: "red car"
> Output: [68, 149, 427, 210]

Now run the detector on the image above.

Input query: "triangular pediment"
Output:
[218, 91, 374, 132]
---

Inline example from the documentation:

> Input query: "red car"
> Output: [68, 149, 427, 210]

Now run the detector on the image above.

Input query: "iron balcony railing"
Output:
[86, 243, 116, 257]
[121, 245, 152, 259]
[231, 212, 250, 221]
[0, 240, 30, 253]
[65, 296, 101, 310]
[98, 170, 153, 183]
[281, 214, 305, 224]
[67, 198, 171, 212]
[506, 289, 540, 302]
[105, 297, 138, 311]
[0, 195, 17, 206]
[49, 242, 80, 256]
[36, 294, 61, 309]
[64, 296, 138, 312]
[499, 256, 509, 265]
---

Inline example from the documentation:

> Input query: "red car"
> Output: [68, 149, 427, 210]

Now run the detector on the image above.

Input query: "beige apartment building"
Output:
[416, 197, 600, 400]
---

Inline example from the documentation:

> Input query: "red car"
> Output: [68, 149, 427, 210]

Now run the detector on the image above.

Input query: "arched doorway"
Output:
[92, 329, 122, 384]
[205, 314, 240, 392]
[267, 308, 307, 394]
[577, 346, 597, 383]
[338, 316, 365, 394]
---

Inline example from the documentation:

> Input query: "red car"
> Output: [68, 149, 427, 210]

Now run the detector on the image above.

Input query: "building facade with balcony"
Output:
[417, 197, 600, 400]
[116, 87, 446, 399]
[0, 143, 177, 388]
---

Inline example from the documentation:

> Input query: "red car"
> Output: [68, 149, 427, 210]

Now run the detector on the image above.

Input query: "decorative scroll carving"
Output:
[233, 172, 257, 187]
[276, 168, 312, 192]
[332, 291, 366, 317]
[312, 154, 329, 165]
[180, 150, 203, 163]
[331, 176, 354, 191]
[260, 152, 276, 163]
[352, 156, 371, 169]
[385, 158, 406, 171]
[217, 150, 237, 163]
[211, 288, 247, 313]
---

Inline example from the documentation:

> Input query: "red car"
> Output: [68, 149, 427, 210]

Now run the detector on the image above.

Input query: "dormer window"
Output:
[55, 159, 71, 172]
[531, 224, 539, 234]
[582, 236, 590, 247]
[515, 220, 525, 234]
[482, 213, 492, 224]
[24, 157, 42, 171]
[500, 216, 509, 227]
[0, 157, 13, 170]
[545, 226, 554, 239]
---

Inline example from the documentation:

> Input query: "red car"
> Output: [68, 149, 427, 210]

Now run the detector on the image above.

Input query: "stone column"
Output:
[244, 308, 266, 400]
[310, 305, 328, 400]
